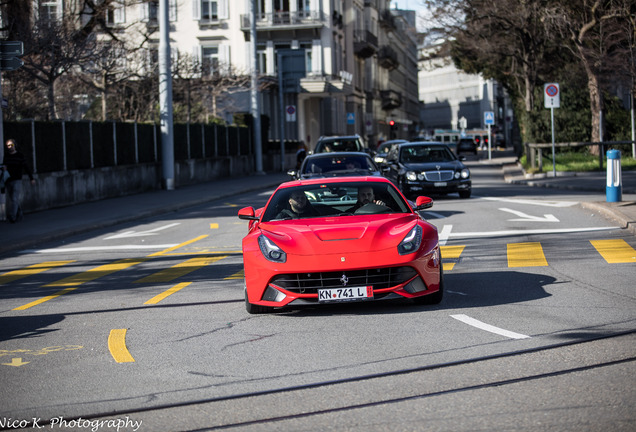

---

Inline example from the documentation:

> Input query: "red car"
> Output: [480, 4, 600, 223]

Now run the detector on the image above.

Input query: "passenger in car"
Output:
[275, 191, 321, 219]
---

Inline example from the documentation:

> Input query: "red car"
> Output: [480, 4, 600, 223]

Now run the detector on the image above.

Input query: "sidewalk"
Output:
[1, 154, 635, 257]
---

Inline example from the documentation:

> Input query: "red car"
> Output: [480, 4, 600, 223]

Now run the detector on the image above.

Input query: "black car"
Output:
[457, 137, 477, 155]
[313, 135, 367, 154]
[287, 152, 382, 180]
[382, 142, 471, 198]
[374, 139, 407, 164]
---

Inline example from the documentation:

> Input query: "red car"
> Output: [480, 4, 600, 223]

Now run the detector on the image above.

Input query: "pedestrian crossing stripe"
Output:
[507, 242, 548, 268]
[134, 255, 228, 284]
[225, 269, 244, 280]
[0, 260, 75, 285]
[590, 239, 636, 263]
[440, 246, 465, 271]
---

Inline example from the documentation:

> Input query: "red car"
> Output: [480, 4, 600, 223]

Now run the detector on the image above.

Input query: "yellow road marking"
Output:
[108, 329, 135, 363]
[13, 287, 78, 310]
[0, 260, 75, 285]
[144, 282, 192, 305]
[43, 258, 149, 287]
[507, 242, 548, 267]
[441, 245, 465, 271]
[225, 269, 244, 280]
[134, 255, 227, 284]
[210, 223, 219, 229]
[148, 235, 208, 257]
[2, 358, 29, 367]
[590, 239, 636, 263]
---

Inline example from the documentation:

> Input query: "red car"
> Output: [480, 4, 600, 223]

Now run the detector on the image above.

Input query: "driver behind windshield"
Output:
[347, 186, 386, 212]
[275, 190, 320, 219]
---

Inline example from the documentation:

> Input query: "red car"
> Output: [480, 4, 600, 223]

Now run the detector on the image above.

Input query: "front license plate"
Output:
[434, 182, 447, 187]
[318, 286, 373, 303]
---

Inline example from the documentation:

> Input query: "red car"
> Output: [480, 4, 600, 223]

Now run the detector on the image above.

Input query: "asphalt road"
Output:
[1, 157, 634, 432]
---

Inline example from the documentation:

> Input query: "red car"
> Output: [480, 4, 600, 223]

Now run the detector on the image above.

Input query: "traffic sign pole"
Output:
[544, 83, 560, 176]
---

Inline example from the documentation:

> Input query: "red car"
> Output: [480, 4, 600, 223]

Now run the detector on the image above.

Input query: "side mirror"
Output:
[238, 207, 259, 221]
[286, 169, 298, 178]
[414, 196, 433, 211]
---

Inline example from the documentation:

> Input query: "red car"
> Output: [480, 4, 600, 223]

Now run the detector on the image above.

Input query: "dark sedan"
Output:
[382, 142, 471, 198]
[287, 152, 382, 180]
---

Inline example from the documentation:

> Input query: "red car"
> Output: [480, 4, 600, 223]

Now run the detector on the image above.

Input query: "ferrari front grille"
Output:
[423, 170, 454, 181]
[270, 266, 417, 294]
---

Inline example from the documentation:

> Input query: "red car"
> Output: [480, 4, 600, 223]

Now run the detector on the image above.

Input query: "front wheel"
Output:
[245, 288, 274, 314]
[413, 265, 444, 305]
[459, 189, 471, 199]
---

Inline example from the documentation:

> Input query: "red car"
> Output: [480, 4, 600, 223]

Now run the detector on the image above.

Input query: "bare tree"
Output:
[543, 0, 632, 147]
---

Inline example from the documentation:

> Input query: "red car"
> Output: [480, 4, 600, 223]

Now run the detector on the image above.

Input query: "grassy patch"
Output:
[521, 150, 636, 173]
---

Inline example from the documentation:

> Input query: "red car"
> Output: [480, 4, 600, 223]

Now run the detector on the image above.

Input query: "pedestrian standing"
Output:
[2, 139, 35, 223]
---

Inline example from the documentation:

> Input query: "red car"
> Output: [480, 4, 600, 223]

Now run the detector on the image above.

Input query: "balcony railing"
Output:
[354, 30, 378, 59]
[380, 90, 402, 110]
[378, 46, 399, 70]
[241, 11, 326, 31]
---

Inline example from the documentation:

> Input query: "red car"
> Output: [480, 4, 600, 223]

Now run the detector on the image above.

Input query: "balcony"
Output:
[300, 74, 352, 95]
[379, 9, 396, 31]
[241, 11, 326, 32]
[354, 30, 378, 59]
[380, 90, 402, 110]
[378, 46, 399, 70]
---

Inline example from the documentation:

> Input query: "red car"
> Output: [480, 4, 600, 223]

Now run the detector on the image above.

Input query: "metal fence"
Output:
[525, 141, 636, 171]
[3, 120, 254, 174]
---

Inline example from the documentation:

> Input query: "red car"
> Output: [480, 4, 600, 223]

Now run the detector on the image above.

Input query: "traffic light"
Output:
[389, 120, 396, 128]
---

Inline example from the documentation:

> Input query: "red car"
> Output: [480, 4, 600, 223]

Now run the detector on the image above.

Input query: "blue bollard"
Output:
[606, 150, 622, 202]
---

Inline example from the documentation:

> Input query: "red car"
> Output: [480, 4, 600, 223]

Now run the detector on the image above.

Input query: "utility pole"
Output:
[159, 0, 175, 190]
[250, 0, 264, 174]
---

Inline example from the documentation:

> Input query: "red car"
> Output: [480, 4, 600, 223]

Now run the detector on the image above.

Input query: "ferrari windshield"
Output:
[262, 181, 412, 222]
[400, 145, 456, 163]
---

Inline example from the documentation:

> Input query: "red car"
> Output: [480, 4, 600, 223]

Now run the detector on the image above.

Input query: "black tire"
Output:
[413, 263, 444, 305]
[245, 289, 274, 314]
[459, 189, 471, 199]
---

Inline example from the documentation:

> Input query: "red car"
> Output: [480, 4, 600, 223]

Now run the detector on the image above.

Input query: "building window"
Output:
[202, 0, 218, 20]
[194, 0, 228, 22]
[39, 0, 60, 21]
[202, 47, 219, 75]
[144, 0, 176, 22]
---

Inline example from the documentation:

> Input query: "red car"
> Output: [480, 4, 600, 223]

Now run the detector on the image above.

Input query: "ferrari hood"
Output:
[259, 215, 419, 255]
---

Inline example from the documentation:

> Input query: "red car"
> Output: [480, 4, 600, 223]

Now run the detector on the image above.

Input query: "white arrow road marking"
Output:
[438, 225, 453, 246]
[499, 208, 560, 222]
[451, 314, 530, 339]
[482, 197, 577, 208]
[105, 223, 181, 240]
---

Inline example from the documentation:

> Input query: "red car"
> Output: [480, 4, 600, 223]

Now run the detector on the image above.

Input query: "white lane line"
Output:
[481, 197, 578, 208]
[22, 245, 178, 254]
[438, 224, 452, 246]
[451, 314, 530, 339]
[447, 226, 620, 239]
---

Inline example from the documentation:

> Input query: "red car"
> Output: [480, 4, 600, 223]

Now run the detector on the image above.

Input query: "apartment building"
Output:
[5, 0, 419, 151]
[417, 35, 513, 146]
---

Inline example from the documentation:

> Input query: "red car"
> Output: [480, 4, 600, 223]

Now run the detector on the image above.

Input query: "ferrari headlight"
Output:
[461, 168, 470, 179]
[406, 171, 417, 181]
[398, 225, 423, 255]
[258, 235, 287, 263]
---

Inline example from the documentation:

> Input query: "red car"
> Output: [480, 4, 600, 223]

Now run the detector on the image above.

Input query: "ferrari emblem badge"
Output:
[340, 274, 349, 286]
[341, 257, 346, 262]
